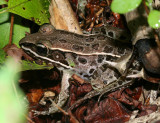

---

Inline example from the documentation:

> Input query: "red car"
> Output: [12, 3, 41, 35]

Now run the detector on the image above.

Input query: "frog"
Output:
[19, 24, 141, 115]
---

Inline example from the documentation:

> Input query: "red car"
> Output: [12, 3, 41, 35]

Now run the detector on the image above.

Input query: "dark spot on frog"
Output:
[79, 72, 83, 75]
[100, 65, 107, 72]
[23, 7, 25, 10]
[102, 64, 108, 69]
[72, 45, 84, 51]
[95, 31, 100, 34]
[101, 28, 106, 34]
[103, 80, 108, 84]
[97, 35, 105, 40]
[92, 71, 98, 79]
[114, 83, 117, 87]
[59, 39, 67, 43]
[92, 44, 99, 50]
[117, 47, 124, 54]
[86, 37, 94, 42]
[78, 57, 87, 64]
[118, 81, 123, 85]
[109, 76, 113, 79]
[105, 56, 112, 61]
[72, 53, 77, 59]
[112, 56, 118, 61]
[89, 68, 95, 74]
[97, 55, 104, 63]
[83, 74, 90, 78]
[116, 73, 121, 79]
[85, 43, 90, 47]
[41, 11, 44, 14]
[108, 31, 114, 38]
[103, 45, 113, 53]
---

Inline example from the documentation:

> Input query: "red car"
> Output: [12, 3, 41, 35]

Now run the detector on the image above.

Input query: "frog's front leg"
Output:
[34, 70, 72, 115]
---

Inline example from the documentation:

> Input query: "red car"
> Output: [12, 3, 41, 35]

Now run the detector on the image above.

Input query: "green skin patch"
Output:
[68, 59, 75, 67]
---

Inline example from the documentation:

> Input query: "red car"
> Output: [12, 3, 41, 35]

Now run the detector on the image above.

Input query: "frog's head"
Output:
[19, 24, 110, 70]
[19, 24, 76, 69]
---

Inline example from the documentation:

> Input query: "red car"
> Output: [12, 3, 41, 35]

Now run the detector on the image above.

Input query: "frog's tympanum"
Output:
[19, 24, 144, 115]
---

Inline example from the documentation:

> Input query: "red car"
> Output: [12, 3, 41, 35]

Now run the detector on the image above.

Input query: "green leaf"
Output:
[0, 0, 7, 5]
[0, 49, 6, 64]
[69, 62, 75, 67]
[0, 12, 30, 49]
[21, 60, 53, 71]
[0, 7, 8, 14]
[8, 0, 50, 25]
[111, 0, 142, 14]
[13, 15, 30, 47]
[148, 10, 160, 29]
[0, 11, 10, 49]
[0, 58, 27, 123]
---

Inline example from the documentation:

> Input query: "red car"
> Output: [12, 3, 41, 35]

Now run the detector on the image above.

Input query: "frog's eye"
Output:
[39, 24, 55, 34]
[36, 43, 48, 55]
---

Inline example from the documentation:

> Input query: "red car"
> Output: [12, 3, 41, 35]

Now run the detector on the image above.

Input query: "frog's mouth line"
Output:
[21, 45, 74, 70]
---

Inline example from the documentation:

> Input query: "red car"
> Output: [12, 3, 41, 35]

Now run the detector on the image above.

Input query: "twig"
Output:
[143, 0, 149, 14]
[72, 74, 86, 84]
[95, 8, 104, 17]
[105, 0, 110, 6]
[9, 13, 14, 45]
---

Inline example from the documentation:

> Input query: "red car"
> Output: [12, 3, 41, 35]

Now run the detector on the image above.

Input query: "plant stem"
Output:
[9, 13, 14, 45]
[143, 0, 160, 47]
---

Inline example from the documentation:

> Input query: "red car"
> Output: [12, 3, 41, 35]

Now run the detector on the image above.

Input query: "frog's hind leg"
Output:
[97, 76, 134, 102]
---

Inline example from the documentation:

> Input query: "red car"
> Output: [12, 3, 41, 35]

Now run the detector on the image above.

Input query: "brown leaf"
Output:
[3, 44, 31, 61]
[137, 105, 158, 117]
[83, 98, 131, 123]
[69, 83, 92, 107]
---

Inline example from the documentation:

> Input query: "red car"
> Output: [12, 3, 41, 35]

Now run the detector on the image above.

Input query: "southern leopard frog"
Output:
[19, 24, 140, 115]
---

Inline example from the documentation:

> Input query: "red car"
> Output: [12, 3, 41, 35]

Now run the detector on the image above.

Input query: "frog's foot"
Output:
[33, 91, 69, 115]
[33, 70, 71, 115]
